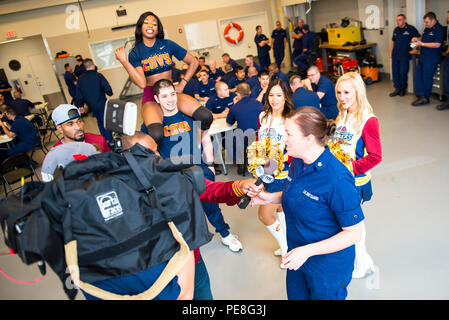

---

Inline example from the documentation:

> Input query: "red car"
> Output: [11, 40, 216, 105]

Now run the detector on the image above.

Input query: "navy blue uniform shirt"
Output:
[128, 39, 187, 77]
[250, 83, 266, 104]
[302, 31, 317, 52]
[221, 72, 235, 85]
[206, 92, 236, 114]
[10, 98, 33, 116]
[312, 75, 339, 119]
[64, 71, 77, 98]
[226, 96, 262, 132]
[271, 71, 290, 85]
[228, 76, 247, 89]
[227, 59, 239, 70]
[292, 87, 320, 110]
[271, 28, 287, 48]
[245, 75, 259, 90]
[208, 69, 224, 81]
[10, 115, 37, 146]
[293, 27, 304, 51]
[141, 111, 200, 161]
[182, 77, 199, 97]
[194, 79, 216, 98]
[244, 63, 262, 77]
[282, 148, 364, 284]
[392, 23, 420, 59]
[419, 21, 445, 63]
[75, 70, 113, 114]
[255, 34, 271, 56]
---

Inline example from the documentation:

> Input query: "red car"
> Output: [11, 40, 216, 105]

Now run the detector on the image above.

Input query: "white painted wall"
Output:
[0, 0, 265, 40]
[0, 36, 60, 101]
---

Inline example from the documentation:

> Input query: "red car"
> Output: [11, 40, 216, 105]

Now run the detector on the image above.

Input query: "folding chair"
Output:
[0, 153, 40, 197]
[38, 111, 61, 144]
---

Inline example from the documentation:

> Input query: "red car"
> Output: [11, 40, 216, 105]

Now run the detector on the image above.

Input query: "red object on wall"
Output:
[178, 28, 183, 34]
[224, 22, 244, 45]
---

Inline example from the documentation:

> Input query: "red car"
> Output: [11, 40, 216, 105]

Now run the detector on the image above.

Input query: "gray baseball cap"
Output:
[52, 104, 81, 125]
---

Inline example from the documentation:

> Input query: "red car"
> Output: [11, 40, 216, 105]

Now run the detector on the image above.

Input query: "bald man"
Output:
[289, 74, 320, 110]
[208, 60, 224, 82]
[245, 66, 259, 90]
[307, 65, 339, 119]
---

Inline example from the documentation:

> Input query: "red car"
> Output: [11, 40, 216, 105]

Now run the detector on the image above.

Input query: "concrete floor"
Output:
[1, 79, 449, 300]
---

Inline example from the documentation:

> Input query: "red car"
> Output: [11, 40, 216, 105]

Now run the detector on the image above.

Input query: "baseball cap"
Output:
[52, 104, 81, 125]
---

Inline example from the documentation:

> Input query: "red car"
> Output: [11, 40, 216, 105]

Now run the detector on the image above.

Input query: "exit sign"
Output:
[6, 31, 16, 39]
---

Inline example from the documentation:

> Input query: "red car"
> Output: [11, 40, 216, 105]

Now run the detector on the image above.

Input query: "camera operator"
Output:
[121, 131, 263, 300]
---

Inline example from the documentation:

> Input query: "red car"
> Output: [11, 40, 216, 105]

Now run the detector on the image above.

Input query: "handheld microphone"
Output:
[237, 158, 278, 209]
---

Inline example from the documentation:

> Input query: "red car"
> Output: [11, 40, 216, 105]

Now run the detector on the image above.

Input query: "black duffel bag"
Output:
[0, 143, 212, 300]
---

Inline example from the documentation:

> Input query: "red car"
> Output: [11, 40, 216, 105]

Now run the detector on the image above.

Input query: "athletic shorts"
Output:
[142, 86, 156, 105]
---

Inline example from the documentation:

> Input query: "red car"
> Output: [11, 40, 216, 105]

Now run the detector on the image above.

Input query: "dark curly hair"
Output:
[134, 12, 165, 46]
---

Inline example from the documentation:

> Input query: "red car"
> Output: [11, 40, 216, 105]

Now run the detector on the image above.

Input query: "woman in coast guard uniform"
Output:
[251, 107, 364, 300]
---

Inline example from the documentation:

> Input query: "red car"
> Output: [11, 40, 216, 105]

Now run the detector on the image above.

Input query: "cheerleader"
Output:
[255, 78, 292, 267]
[332, 72, 382, 278]
[115, 11, 212, 146]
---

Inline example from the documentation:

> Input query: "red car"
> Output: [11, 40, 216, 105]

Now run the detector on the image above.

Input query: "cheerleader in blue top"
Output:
[251, 107, 364, 300]
[115, 12, 212, 147]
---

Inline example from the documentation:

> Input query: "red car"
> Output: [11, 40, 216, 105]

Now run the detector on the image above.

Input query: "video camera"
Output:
[103, 99, 138, 152]
[103, 98, 205, 194]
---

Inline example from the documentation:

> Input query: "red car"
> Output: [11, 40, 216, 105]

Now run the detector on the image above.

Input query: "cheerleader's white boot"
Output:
[352, 222, 375, 279]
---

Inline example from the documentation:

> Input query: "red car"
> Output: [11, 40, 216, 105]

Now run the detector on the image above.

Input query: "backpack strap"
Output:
[123, 151, 170, 222]
[64, 220, 190, 300]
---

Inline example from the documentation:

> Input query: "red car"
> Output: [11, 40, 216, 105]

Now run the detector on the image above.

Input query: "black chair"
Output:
[28, 134, 48, 166]
[38, 111, 61, 144]
[0, 153, 40, 197]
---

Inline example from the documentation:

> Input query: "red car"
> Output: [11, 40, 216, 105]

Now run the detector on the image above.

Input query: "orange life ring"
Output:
[224, 23, 244, 45]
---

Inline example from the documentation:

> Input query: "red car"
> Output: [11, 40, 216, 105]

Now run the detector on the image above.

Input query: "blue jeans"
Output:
[286, 268, 349, 300]
[201, 164, 230, 238]
[193, 254, 213, 300]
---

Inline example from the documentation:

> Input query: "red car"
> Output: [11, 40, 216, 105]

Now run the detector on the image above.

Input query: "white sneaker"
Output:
[274, 248, 282, 256]
[280, 262, 287, 269]
[352, 255, 375, 279]
[221, 234, 243, 252]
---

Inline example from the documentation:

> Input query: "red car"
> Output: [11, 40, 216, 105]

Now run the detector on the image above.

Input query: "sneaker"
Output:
[221, 234, 243, 252]
[274, 248, 282, 256]
[280, 262, 287, 269]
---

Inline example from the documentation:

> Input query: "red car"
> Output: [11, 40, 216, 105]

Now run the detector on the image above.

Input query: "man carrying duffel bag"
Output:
[40, 140, 213, 300]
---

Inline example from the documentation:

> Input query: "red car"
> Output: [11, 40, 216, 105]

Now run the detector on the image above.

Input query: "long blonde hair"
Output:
[335, 72, 374, 135]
